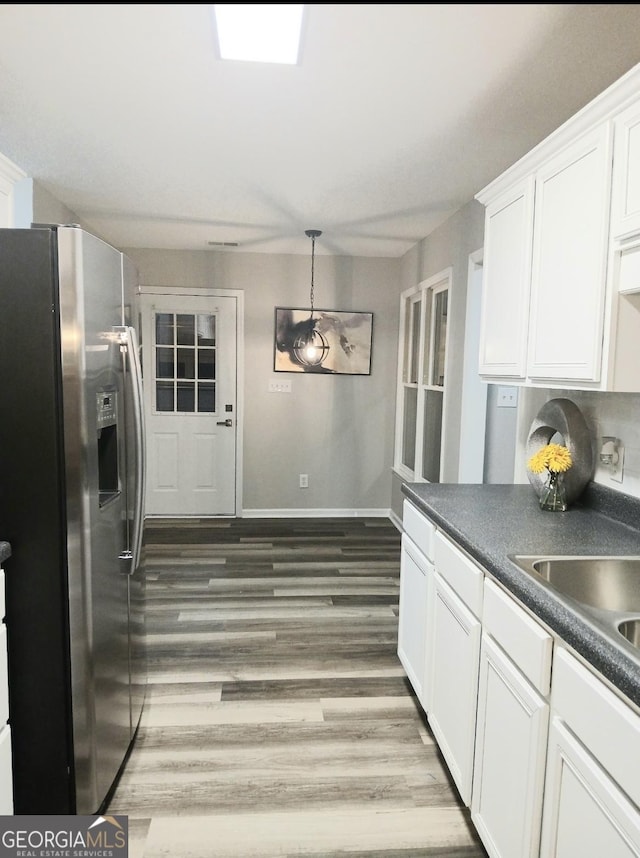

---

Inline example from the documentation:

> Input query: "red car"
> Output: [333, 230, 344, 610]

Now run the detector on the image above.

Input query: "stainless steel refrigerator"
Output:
[0, 225, 146, 814]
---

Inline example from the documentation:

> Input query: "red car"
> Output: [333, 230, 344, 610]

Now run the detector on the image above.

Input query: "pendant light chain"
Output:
[292, 229, 329, 368]
[306, 228, 321, 319]
[309, 234, 316, 317]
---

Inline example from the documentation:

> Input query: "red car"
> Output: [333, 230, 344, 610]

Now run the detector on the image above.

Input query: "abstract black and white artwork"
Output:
[274, 307, 373, 374]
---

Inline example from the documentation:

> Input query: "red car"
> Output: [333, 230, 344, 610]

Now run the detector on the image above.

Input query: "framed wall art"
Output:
[274, 307, 373, 375]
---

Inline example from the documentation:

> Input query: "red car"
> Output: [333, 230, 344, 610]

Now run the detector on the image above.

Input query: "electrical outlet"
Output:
[269, 379, 292, 393]
[299, 474, 309, 488]
[611, 444, 625, 483]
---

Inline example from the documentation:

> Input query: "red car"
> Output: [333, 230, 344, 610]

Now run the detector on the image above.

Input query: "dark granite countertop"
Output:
[0, 542, 10, 564]
[401, 482, 640, 711]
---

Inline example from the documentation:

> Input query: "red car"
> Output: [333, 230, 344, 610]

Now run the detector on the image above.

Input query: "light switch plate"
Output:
[497, 386, 518, 408]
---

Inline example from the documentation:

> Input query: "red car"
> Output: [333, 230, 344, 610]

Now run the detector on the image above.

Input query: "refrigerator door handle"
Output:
[128, 324, 146, 574]
[116, 325, 146, 574]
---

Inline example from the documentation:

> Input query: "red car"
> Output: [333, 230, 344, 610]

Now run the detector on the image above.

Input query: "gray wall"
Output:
[124, 247, 401, 514]
[17, 177, 87, 230]
[483, 385, 519, 483]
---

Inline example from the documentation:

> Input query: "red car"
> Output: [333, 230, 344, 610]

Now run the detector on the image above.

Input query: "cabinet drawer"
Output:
[551, 647, 640, 807]
[434, 531, 483, 617]
[403, 500, 436, 561]
[483, 578, 553, 695]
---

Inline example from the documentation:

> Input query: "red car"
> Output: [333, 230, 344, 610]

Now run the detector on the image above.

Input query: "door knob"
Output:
[216, 418, 233, 427]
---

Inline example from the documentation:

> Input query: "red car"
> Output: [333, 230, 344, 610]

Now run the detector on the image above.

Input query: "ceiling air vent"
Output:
[208, 241, 239, 247]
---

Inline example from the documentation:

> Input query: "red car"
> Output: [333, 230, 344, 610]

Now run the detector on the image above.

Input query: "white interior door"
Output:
[140, 291, 238, 516]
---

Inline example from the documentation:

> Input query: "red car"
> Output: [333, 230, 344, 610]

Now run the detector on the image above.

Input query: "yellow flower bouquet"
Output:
[527, 443, 573, 476]
[527, 443, 572, 511]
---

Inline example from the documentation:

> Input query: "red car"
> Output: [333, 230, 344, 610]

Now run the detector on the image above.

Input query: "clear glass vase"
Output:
[539, 471, 568, 512]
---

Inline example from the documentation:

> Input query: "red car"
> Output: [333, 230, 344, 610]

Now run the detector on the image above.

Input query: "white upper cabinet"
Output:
[527, 125, 612, 383]
[478, 178, 534, 380]
[476, 62, 640, 391]
[610, 99, 640, 299]
[611, 98, 640, 239]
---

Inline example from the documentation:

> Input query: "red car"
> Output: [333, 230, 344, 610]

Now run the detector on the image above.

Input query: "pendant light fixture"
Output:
[293, 229, 330, 368]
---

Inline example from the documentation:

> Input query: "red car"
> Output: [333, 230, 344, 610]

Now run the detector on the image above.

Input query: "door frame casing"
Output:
[138, 285, 244, 517]
[458, 248, 487, 483]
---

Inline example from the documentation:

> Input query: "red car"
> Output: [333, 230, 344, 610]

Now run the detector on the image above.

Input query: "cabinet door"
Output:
[611, 98, 640, 239]
[397, 534, 431, 709]
[540, 718, 640, 858]
[528, 124, 613, 382]
[0, 625, 8, 728]
[427, 571, 481, 805]
[478, 177, 535, 379]
[0, 727, 12, 814]
[471, 634, 549, 858]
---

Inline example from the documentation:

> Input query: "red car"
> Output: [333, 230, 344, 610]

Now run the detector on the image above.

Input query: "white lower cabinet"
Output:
[398, 500, 640, 858]
[0, 726, 12, 814]
[472, 636, 548, 857]
[0, 568, 12, 814]
[397, 533, 432, 709]
[428, 572, 481, 805]
[541, 719, 640, 858]
[428, 532, 483, 805]
[472, 578, 553, 858]
[539, 649, 640, 858]
[398, 500, 436, 709]
[471, 579, 553, 858]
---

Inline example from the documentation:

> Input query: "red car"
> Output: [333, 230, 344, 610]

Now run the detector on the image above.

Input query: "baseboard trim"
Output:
[388, 507, 403, 533]
[241, 508, 392, 519]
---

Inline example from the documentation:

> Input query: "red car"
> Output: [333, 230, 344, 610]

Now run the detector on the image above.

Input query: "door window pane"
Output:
[422, 389, 443, 482]
[156, 381, 174, 412]
[402, 387, 417, 471]
[177, 348, 195, 379]
[176, 314, 195, 346]
[155, 313, 174, 345]
[156, 348, 174, 378]
[198, 383, 216, 413]
[198, 350, 216, 380]
[431, 291, 448, 386]
[409, 298, 421, 384]
[153, 309, 220, 414]
[177, 382, 195, 412]
[197, 315, 216, 346]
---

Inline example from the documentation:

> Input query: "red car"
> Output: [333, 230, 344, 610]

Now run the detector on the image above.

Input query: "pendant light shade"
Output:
[293, 229, 330, 367]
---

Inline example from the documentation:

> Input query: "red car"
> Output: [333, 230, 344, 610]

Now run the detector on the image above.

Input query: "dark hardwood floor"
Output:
[107, 516, 487, 857]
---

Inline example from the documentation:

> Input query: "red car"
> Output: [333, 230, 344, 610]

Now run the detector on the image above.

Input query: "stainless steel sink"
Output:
[618, 618, 640, 647]
[510, 556, 640, 613]
[508, 555, 640, 653]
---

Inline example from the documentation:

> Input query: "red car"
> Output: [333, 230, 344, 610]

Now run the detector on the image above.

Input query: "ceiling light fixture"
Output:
[212, 4, 304, 64]
[293, 229, 330, 368]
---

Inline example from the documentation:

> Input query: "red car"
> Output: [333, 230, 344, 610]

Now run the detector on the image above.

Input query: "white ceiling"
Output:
[3, 4, 640, 258]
